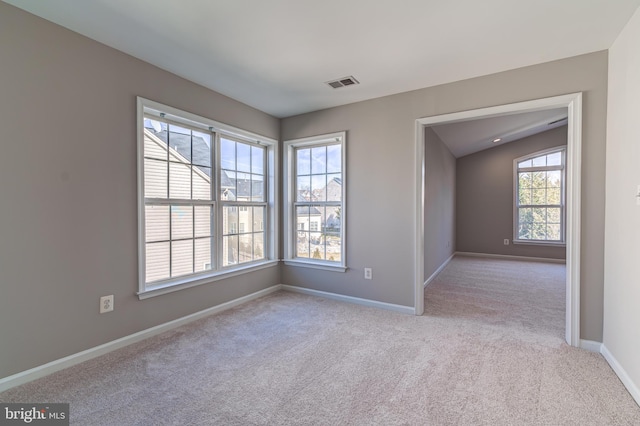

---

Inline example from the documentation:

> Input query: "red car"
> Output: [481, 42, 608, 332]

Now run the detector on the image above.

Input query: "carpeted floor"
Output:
[1, 256, 639, 425]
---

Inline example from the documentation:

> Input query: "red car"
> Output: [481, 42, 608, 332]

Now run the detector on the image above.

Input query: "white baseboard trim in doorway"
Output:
[579, 339, 603, 353]
[424, 253, 454, 288]
[282, 285, 415, 315]
[601, 344, 640, 407]
[455, 251, 566, 264]
[0, 284, 282, 392]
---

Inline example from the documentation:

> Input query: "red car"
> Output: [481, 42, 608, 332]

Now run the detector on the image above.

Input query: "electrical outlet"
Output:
[364, 268, 373, 280]
[503, 239, 510, 245]
[100, 295, 114, 313]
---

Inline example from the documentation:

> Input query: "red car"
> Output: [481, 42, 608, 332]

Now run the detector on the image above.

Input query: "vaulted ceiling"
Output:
[5, 0, 640, 118]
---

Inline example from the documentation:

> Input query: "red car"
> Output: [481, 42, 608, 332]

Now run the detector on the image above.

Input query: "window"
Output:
[137, 98, 277, 298]
[284, 132, 346, 271]
[514, 146, 566, 244]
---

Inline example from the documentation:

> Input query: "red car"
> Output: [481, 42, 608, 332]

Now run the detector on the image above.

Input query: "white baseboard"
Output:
[281, 285, 414, 315]
[424, 253, 454, 288]
[0, 284, 282, 393]
[601, 344, 640, 407]
[579, 339, 603, 353]
[455, 251, 566, 264]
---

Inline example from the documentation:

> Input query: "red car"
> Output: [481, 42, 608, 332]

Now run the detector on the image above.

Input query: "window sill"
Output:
[512, 239, 566, 247]
[138, 260, 279, 300]
[283, 259, 347, 273]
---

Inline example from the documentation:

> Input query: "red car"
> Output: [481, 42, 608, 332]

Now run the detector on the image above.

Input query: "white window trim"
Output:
[283, 132, 347, 272]
[513, 145, 566, 246]
[137, 97, 278, 299]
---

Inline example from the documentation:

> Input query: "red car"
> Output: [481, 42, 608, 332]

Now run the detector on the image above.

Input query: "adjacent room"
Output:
[1, 0, 640, 424]
[423, 108, 570, 335]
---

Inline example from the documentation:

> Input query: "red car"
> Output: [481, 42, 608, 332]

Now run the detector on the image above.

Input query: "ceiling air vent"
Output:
[326, 76, 360, 89]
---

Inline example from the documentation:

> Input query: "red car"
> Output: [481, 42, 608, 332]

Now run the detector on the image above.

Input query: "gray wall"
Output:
[456, 126, 567, 259]
[424, 128, 456, 281]
[281, 51, 608, 341]
[604, 6, 640, 398]
[0, 3, 280, 378]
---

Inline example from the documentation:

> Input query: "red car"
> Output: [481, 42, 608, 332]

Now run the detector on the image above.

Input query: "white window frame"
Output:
[283, 132, 347, 272]
[137, 97, 278, 299]
[513, 146, 566, 246]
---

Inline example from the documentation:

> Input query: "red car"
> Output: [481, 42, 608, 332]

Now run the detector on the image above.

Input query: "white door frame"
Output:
[414, 93, 582, 347]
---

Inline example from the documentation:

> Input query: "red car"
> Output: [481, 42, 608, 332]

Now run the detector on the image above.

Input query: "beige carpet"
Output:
[1, 257, 639, 425]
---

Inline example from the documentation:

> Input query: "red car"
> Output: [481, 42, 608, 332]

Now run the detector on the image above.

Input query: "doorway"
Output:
[414, 93, 582, 347]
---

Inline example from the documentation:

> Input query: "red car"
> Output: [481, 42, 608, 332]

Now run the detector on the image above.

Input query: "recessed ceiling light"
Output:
[493, 138, 501, 143]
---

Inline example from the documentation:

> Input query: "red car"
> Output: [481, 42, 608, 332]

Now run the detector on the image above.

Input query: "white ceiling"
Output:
[432, 108, 568, 158]
[4, 0, 640, 118]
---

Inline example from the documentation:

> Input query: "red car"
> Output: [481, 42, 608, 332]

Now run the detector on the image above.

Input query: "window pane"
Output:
[192, 131, 211, 167]
[519, 207, 532, 224]
[531, 223, 547, 240]
[325, 205, 342, 263]
[194, 206, 211, 238]
[171, 205, 193, 240]
[253, 232, 264, 259]
[251, 146, 264, 174]
[295, 205, 311, 258]
[223, 235, 239, 266]
[518, 223, 532, 240]
[171, 240, 193, 277]
[144, 118, 168, 144]
[220, 138, 235, 170]
[547, 152, 562, 166]
[194, 238, 211, 272]
[236, 142, 251, 173]
[311, 147, 326, 174]
[144, 159, 167, 198]
[532, 155, 546, 167]
[239, 234, 252, 263]
[518, 159, 532, 168]
[547, 170, 561, 188]
[253, 207, 265, 232]
[532, 188, 546, 205]
[239, 205, 252, 234]
[146, 241, 170, 283]
[297, 148, 311, 175]
[297, 176, 311, 202]
[251, 174, 264, 202]
[519, 188, 532, 205]
[224, 206, 238, 235]
[532, 208, 546, 223]
[547, 224, 561, 240]
[169, 162, 191, 199]
[145, 205, 169, 242]
[168, 124, 192, 163]
[236, 172, 251, 200]
[296, 233, 310, 258]
[326, 174, 342, 202]
[547, 188, 561, 205]
[547, 207, 561, 224]
[192, 167, 211, 200]
[221, 171, 236, 201]
[144, 130, 168, 161]
[532, 172, 545, 188]
[519, 172, 531, 189]
[327, 144, 341, 173]
[310, 232, 324, 260]
[311, 175, 326, 201]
